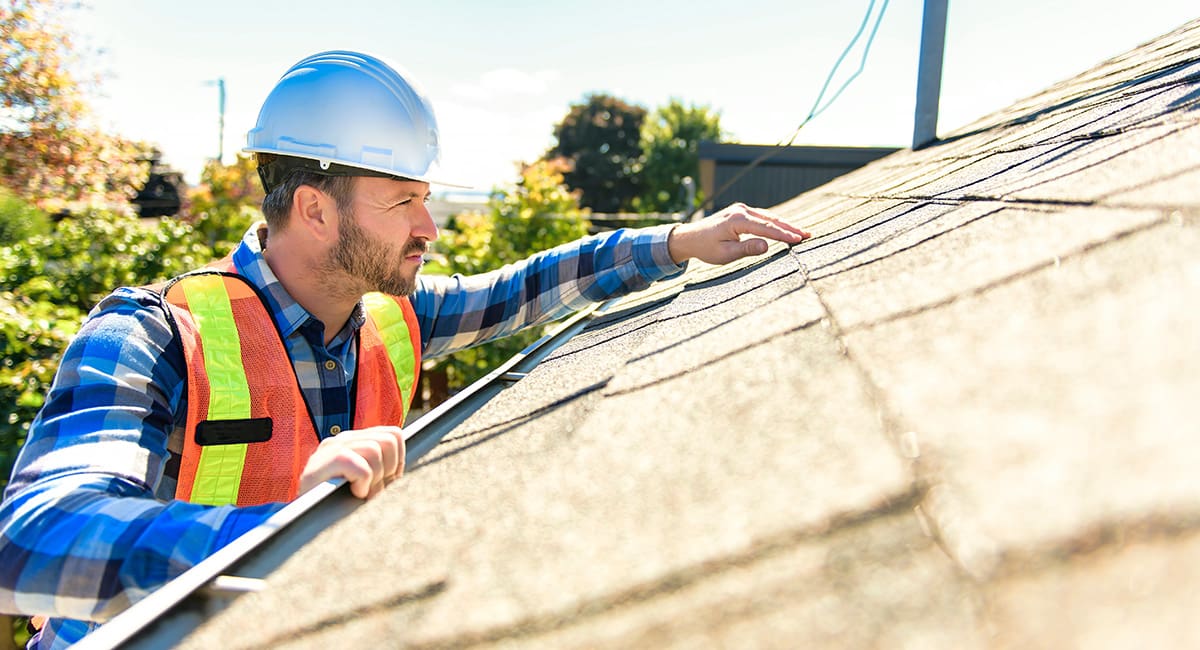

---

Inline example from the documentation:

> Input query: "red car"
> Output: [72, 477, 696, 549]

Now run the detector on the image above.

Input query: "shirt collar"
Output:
[230, 222, 367, 341]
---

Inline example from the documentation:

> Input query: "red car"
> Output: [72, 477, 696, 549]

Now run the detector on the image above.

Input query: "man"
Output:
[0, 51, 809, 647]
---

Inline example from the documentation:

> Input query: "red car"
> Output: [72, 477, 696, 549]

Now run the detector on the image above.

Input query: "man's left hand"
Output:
[668, 203, 811, 265]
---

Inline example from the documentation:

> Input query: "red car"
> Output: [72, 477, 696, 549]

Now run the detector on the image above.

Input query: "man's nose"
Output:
[412, 202, 439, 241]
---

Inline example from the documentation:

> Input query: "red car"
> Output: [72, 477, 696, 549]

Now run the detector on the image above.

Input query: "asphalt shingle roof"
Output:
[178, 18, 1200, 649]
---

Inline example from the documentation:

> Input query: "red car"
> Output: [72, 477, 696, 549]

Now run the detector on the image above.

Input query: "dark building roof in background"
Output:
[698, 141, 900, 166]
[698, 142, 899, 213]
[174, 19, 1200, 648]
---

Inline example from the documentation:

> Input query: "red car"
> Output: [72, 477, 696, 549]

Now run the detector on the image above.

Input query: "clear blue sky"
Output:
[67, 0, 1197, 190]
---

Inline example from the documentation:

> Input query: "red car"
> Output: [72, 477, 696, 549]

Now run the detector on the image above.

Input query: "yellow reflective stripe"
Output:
[362, 292, 416, 416]
[181, 275, 251, 506]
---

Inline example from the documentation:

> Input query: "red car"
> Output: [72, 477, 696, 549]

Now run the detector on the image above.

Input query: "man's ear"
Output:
[291, 184, 338, 242]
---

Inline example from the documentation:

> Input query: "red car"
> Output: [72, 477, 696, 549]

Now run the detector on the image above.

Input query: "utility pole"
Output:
[913, 0, 948, 149]
[205, 78, 226, 162]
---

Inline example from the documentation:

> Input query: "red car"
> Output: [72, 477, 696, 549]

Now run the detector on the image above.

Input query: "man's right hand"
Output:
[297, 426, 405, 499]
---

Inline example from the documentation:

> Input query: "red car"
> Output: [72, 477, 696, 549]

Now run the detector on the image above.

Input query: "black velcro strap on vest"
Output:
[195, 418, 273, 446]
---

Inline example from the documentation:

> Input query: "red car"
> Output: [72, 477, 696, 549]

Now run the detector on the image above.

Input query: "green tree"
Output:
[0, 0, 146, 213]
[546, 93, 646, 214]
[430, 159, 590, 389]
[634, 100, 724, 214]
[184, 154, 263, 257]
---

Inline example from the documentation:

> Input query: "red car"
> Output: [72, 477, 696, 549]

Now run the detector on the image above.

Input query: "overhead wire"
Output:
[696, 0, 892, 217]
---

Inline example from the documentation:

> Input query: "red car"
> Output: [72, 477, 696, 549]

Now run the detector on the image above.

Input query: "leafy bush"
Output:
[0, 291, 80, 485]
[0, 210, 211, 311]
[0, 211, 214, 490]
[1, 5, 258, 641]
[431, 160, 590, 389]
[0, 166, 260, 494]
[184, 154, 261, 257]
[183, 201, 258, 261]
[0, 187, 50, 246]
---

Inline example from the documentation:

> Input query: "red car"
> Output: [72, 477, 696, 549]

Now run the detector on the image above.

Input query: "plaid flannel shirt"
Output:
[0, 222, 683, 648]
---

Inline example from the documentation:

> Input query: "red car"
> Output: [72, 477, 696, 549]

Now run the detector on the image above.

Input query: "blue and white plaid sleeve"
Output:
[0, 289, 282, 631]
[413, 225, 685, 358]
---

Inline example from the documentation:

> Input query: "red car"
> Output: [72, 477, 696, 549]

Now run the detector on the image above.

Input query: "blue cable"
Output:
[700, 0, 894, 213]
[805, 0, 892, 125]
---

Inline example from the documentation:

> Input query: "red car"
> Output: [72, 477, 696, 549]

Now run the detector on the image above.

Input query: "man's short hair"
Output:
[257, 154, 355, 229]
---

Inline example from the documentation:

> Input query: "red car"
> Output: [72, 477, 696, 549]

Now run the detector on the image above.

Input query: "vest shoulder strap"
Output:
[164, 269, 314, 505]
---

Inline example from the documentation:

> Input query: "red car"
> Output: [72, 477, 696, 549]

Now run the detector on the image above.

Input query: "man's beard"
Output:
[320, 209, 426, 298]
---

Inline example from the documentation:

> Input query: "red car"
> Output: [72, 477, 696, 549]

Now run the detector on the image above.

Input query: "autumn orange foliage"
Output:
[0, 0, 147, 213]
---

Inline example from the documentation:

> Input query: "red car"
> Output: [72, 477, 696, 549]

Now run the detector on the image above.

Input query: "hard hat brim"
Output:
[245, 148, 473, 191]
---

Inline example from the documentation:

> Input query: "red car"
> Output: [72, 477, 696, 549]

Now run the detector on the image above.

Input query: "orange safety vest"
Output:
[161, 258, 421, 507]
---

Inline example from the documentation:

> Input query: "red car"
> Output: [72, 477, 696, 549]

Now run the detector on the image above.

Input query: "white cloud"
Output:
[451, 68, 561, 102]
[435, 98, 567, 190]
[433, 67, 572, 189]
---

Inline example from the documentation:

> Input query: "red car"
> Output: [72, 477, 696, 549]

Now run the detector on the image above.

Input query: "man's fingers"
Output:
[325, 441, 381, 499]
[669, 203, 812, 265]
[376, 426, 405, 479]
[301, 449, 374, 498]
[335, 427, 404, 480]
[743, 238, 768, 257]
[734, 211, 811, 242]
[346, 438, 386, 482]
[339, 453, 377, 499]
[739, 205, 812, 240]
[355, 428, 403, 480]
[299, 426, 406, 499]
[712, 238, 768, 264]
